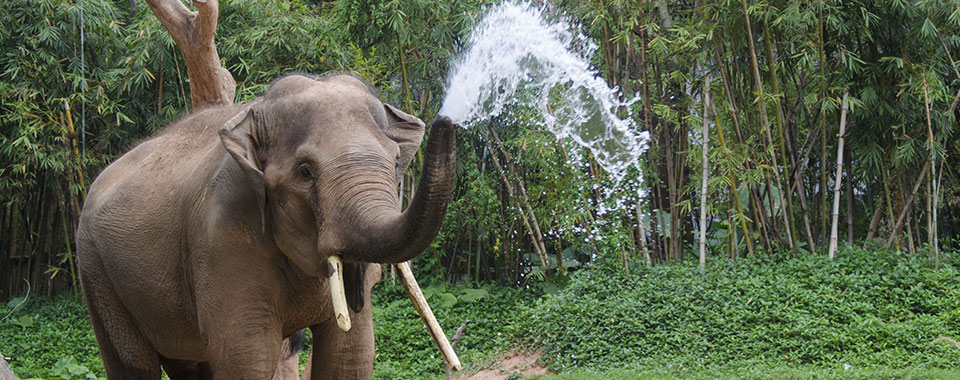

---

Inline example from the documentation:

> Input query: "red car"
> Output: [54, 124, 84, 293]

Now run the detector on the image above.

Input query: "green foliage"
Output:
[49, 356, 98, 380]
[0, 295, 102, 379]
[371, 278, 531, 379]
[518, 247, 960, 372]
[541, 365, 960, 380]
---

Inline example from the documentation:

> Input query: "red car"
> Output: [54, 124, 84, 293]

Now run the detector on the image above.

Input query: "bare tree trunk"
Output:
[866, 199, 883, 241]
[636, 202, 651, 267]
[144, 0, 235, 109]
[906, 212, 917, 255]
[885, 160, 931, 248]
[699, 75, 711, 275]
[828, 90, 849, 259]
[922, 77, 939, 258]
[654, 0, 673, 29]
[845, 147, 854, 245]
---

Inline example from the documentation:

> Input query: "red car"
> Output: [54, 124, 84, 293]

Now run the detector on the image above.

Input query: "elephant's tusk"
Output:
[327, 255, 352, 332]
[396, 261, 462, 371]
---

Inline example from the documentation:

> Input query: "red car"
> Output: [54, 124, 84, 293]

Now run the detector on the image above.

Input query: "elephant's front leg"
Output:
[200, 311, 285, 380]
[306, 264, 381, 380]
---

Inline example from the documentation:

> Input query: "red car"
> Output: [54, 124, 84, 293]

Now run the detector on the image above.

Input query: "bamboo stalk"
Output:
[709, 98, 754, 256]
[699, 74, 711, 274]
[63, 102, 87, 204]
[885, 160, 931, 248]
[763, 17, 802, 253]
[818, 4, 828, 250]
[845, 148, 854, 244]
[636, 202, 652, 267]
[483, 133, 548, 268]
[740, 0, 793, 250]
[922, 76, 938, 257]
[828, 90, 849, 259]
[489, 130, 548, 263]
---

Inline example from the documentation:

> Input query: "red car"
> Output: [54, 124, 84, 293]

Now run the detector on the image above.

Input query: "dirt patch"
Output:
[455, 350, 551, 380]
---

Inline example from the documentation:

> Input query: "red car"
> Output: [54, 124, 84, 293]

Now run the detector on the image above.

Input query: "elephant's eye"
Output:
[299, 165, 314, 180]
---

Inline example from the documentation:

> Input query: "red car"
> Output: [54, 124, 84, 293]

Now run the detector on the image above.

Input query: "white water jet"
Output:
[440, 1, 648, 179]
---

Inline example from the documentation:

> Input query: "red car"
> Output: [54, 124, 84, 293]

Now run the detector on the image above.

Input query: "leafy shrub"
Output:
[0, 294, 103, 379]
[518, 247, 960, 372]
[371, 278, 531, 379]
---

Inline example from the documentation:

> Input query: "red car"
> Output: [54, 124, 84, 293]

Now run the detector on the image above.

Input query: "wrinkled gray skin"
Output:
[76, 74, 456, 379]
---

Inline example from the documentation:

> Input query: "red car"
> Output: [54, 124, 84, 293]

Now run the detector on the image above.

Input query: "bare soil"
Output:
[455, 349, 551, 380]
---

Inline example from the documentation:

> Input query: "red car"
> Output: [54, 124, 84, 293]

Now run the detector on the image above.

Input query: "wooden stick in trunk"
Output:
[395, 261, 462, 371]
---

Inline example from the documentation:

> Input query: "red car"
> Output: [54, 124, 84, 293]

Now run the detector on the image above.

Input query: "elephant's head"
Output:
[218, 73, 455, 278]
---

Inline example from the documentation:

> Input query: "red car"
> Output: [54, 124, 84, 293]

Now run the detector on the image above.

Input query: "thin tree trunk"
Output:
[708, 98, 754, 256]
[934, 162, 943, 261]
[828, 90, 849, 259]
[885, 160, 931, 247]
[636, 202, 652, 267]
[489, 131, 548, 261]
[654, 0, 673, 29]
[63, 103, 87, 204]
[922, 76, 938, 257]
[926, 178, 933, 248]
[397, 33, 414, 114]
[638, 20, 657, 263]
[60, 114, 83, 219]
[750, 190, 772, 253]
[699, 75, 711, 274]
[666, 136, 679, 262]
[818, 5, 828, 250]
[763, 18, 800, 254]
[482, 134, 548, 268]
[741, 0, 794, 251]
[906, 212, 917, 255]
[845, 146, 854, 244]
[866, 199, 883, 241]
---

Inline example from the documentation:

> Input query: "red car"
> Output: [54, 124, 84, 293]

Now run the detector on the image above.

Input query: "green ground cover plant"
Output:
[0, 274, 529, 380]
[0, 292, 100, 379]
[3, 247, 959, 379]
[519, 246, 960, 374]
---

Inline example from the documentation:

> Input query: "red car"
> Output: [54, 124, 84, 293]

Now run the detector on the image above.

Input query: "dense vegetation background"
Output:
[2, 0, 960, 378]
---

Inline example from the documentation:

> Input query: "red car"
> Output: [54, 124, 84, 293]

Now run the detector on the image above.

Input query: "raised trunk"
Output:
[344, 118, 457, 263]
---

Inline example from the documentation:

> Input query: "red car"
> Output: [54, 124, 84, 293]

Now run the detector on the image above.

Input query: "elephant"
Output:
[76, 73, 457, 379]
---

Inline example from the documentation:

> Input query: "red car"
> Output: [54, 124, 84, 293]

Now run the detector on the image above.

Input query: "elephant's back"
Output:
[82, 104, 247, 219]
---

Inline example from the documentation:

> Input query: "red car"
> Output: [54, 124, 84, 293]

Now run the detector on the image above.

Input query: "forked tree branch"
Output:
[144, 0, 235, 109]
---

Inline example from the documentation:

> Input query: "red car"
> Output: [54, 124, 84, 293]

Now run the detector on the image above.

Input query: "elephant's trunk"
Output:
[344, 117, 456, 263]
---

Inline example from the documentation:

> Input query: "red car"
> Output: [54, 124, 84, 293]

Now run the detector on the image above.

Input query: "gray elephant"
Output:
[76, 73, 456, 379]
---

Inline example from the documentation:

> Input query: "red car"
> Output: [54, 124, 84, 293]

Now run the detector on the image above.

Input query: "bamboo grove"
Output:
[2, 0, 959, 298]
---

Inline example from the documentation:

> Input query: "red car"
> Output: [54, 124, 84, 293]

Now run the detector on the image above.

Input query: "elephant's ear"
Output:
[218, 105, 267, 233]
[382, 104, 426, 175]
